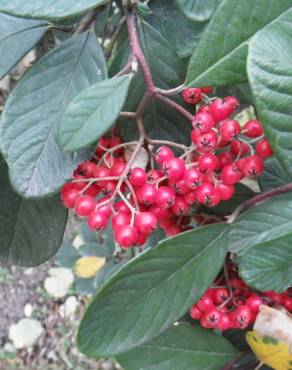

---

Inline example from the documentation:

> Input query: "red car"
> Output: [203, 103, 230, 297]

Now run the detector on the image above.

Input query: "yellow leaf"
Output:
[246, 331, 292, 370]
[74, 256, 106, 279]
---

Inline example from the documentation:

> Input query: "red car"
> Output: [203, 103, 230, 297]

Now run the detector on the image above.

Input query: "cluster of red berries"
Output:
[60, 89, 273, 248]
[189, 261, 292, 331]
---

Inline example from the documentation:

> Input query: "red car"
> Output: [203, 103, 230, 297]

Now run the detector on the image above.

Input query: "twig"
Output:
[146, 138, 188, 151]
[155, 84, 185, 96]
[155, 94, 193, 122]
[106, 15, 127, 58]
[126, 11, 155, 93]
[74, 8, 103, 34]
[227, 182, 292, 223]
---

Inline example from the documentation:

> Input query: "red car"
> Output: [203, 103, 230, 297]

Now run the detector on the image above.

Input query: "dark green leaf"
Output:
[75, 277, 95, 295]
[148, 0, 207, 58]
[229, 193, 292, 255]
[0, 32, 107, 198]
[56, 241, 80, 268]
[0, 0, 109, 21]
[259, 157, 292, 191]
[0, 157, 67, 266]
[94, 260, 124, 289]
[79, 242, 113, 258]
[176, 0, 220, 22]
[239, 234, 292, 292]
[117, 323, 238, 370]
[58, 75, 131, 152]
[77, 224, 228, 357]
[247, 7, 292, 177]
[137, 1, 152, 17]
[0, 13, 47, 80]
[186, 0, 292, 87]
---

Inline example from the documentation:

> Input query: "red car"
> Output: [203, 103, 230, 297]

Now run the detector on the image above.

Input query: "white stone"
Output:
[72, 235, 84, 249]
[24, 303, 33, 317]
[44, 267, 74, 298]
[9, 319, 44, 349]
[0, 75, 10, 92]
[59, 296, 79, 318]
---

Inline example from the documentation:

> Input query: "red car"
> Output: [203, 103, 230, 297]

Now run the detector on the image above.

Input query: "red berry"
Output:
[202, 309, 222, 328]
[155, 146, 174, 165]
[112, 212, 131, 229]
[219, 119, 241, 141]
[61, 187, 79, 208]
[217, 152, 233, 168]
[154, 186, 176, 209]
[93, 166, 110, 182]
[137, 183, 156, 206]
[110, 161, 126, 176]
[114, 200, 131, 214]
[183, 168, 204, 189]
[115, 225, 138, 248]
[197, 104, 211, 114]
[221, 164, 242, 185]
[135, 212, 158, 235]
[171, 179, 190, 195]
[190, 305, 203, 320]
[192, 112, 215, 133]
[164, 223, 182, 236]
[74, 196, 96, 217]
[201, 86, 214, 95]
[217, 183, 234, 200]
[194, 131, 218, 152]
[184, 191, 198, 205]
[77, 161, 97, 178]
[196, 183, 221, 207]
[217, 313, 232, 331]
[264, 291, 283, 305]
[209, 98, 233, 122]
[255, 138, 273, 158]
[212, 288, 229, 304]
[147, 169, 163, 183]
[182, 87, 202, 104]
[198, 153, 219, 173]
[230, 139, 250, 156]
[87, 211, 108, 230]
[282, 295, 292, 311]
[243, 120, 263, 137]
[129, 167, 147, 187]
[225, 96, 240, 112]
[196, 294, 215, 313]
[232, 306, 251, 329]
[242, 155, 263, 177]
[171, 195, 190, 216]
[163, 158, 186, 181]
[102, 180, 117, 196]
[150, 204, 173, 219]
[246, 295, 263, 313]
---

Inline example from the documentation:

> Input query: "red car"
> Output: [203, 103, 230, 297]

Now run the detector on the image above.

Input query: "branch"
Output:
[155, 84, 185, 96]
[155, 94, 193, 122]
[228, 182, 292, 223]
[126, 10, 155, 93]
[74, 8, 103, 34]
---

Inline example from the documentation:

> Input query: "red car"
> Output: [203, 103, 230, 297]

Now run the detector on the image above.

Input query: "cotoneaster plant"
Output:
[1, 1, 292, 369]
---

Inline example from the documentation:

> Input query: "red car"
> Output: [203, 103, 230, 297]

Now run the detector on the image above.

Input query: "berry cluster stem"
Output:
[228, 182, 292, 223]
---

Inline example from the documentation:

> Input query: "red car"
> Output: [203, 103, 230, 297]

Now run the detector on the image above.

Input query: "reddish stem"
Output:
[126, 11, 155, 93]
[155, 94, 193, 122]
[228, 182, 292, 223]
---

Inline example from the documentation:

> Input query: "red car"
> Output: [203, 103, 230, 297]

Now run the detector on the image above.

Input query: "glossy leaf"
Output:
[0, 13, 47, 80]
[0, 32, 107, 198]
[148, 0, 207, 58]
[176, 0, 220, 22]
[259, 157, 292, 191]
[239, 234, 292, 292]
[56, 242, 80, 268]
[58, 75, 131, 151]
[0, 0, 108, 21]
[186, 0, 292, 87]
[0, 156, 67, 266]
[117, 323, 238, 370]
[229, 193, 292, 255]
[247, 7, 292, 177]
[78, 224, 228, 357]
